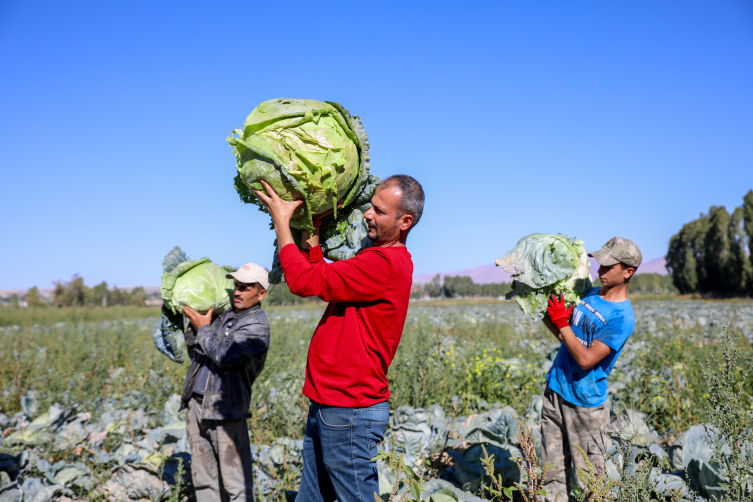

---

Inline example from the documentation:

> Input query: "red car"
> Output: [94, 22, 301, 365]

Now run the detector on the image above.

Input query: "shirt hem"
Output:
[546, 379, 609, 408]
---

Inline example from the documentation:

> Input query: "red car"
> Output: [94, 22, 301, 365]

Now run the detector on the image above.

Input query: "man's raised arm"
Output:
[279, 243, 389, 303]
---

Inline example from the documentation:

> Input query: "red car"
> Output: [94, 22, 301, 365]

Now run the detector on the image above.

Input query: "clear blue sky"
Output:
[1, 1, 752, 290]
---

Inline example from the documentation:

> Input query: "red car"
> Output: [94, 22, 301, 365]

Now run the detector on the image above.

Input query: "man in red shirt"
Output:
[253, 175, 423, 502]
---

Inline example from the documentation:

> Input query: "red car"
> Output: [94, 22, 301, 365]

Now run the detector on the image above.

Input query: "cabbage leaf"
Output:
[152, 246, 236, 363]
[496, 233, 593, 320]
[228, 98, 378, 284]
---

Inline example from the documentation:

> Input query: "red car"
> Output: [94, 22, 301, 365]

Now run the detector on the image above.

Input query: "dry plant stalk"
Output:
[573, 445, 618, 502]
[372, 451, 423, 502]
[480, 415, 556, 502]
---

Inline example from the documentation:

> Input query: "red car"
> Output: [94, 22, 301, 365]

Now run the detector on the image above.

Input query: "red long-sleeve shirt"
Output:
[279, 243, 413, 407]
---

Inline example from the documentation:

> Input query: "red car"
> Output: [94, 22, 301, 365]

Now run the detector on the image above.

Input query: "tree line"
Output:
[415, 275, 513, 299]
[12, 275, 153, 308]
[264, 283, 320, 307]
[413, 272, 676, 300]
[666, 190, 753, 296]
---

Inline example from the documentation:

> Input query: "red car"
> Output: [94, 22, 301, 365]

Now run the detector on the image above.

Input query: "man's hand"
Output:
[547, 294, 574, 330]
[301, 203, 342, 250]
[253, 180, 304, 230]
[182, 306, 214, 331]
[546, 295, 614, 370]
[253, 180, 304, 249]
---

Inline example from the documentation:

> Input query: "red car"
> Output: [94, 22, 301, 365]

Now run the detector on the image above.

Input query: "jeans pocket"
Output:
[318, 407, 354, 429]
[366, 421, 388, 458]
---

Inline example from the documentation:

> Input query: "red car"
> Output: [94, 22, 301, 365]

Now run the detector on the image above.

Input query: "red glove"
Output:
[547, 294, 574, 330]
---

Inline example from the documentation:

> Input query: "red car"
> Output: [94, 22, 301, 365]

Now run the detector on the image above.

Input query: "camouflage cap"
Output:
[589, 237, 642, 268]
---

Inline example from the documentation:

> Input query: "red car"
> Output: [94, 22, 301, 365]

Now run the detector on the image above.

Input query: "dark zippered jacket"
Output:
[179, 303, 270, 420]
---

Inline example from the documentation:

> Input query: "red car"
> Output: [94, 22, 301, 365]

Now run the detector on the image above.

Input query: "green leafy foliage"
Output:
[496, 233, 593, 320]
[160, 258, 235, 317]
[155, 246, 237, 363]
[229, 99, 367, 229]
[227, 98, 380, 283]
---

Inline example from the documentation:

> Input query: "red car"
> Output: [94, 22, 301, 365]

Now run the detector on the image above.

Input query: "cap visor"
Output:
[588, 250, 620, 266]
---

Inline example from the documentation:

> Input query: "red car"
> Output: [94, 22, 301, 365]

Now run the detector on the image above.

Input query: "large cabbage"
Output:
[152, 246, 236, 363]
[227, 98, 380, 283]
[495, 233, 593, 320]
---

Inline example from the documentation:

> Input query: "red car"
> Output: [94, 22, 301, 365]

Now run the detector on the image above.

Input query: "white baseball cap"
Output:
[226, 262, 269, 290]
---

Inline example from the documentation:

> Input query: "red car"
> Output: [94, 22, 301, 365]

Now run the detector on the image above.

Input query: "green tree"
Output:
[129, 287, 147, 307]
[107, 287, 128, 306]
[264, 283, 309, 306]
[442, 275, 475, 298]
[53, 281, 66, 307]
[25, 286, 45, 308]
[704, 206, 733, 294]
[477, 282, 512, 298]
[666, 215, 708, 294]
[424, 274, 443, 298]
[61, 275, 90, 307]
[727, 206, 747, 295]
[743, 189, 753, 295]
[93, 281, 108, 307]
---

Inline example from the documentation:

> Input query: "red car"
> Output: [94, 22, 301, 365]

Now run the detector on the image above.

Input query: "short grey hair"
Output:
[378, 175, 425, 231]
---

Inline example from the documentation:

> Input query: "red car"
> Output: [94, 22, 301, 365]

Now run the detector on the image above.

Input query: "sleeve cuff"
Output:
[279, 243, 323, 264]
[305, 245, 323, 263]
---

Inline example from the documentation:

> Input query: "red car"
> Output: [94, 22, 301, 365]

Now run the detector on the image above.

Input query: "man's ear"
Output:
[257, 288, 268, 302]
[623, 267, 636, 280]
[398, 214, 414, 232]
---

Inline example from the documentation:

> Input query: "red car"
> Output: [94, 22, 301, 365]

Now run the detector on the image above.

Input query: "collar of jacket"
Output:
[224, 303, 261, 321]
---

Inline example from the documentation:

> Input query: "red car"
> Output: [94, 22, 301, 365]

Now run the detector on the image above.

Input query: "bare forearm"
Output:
[273, 220, 296, 249]
[542, 317, 564, 341]
[300, 228, 319, 250]
[560, 327, 611, 370]
[560, 326, 587, 363]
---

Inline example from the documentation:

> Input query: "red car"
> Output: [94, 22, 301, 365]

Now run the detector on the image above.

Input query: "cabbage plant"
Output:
[152, 246, 236, 363]
[496, 233, 593, 320]
[227, 98, 379, 283]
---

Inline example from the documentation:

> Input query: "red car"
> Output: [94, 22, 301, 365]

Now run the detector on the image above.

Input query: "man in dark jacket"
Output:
[180, 262, 270, 502]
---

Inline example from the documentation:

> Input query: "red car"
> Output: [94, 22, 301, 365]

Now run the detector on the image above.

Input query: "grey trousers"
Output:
[186, 398, 255, 502]
[540, 385, 610, 502]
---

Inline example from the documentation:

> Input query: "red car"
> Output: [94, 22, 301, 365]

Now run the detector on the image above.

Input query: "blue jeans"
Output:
[295, 401, 390, 502]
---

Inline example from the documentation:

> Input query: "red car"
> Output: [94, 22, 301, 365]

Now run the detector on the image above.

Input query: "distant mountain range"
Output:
[412, 257, 668, 284]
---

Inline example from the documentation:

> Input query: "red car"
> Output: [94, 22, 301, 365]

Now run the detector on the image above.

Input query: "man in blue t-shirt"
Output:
[540, 237, 642, 502]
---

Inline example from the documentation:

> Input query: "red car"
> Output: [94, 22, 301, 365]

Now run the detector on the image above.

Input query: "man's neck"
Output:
[233, 303, 258, 315]
[599, 283, 629, 302]
[377, 232, 408, 248]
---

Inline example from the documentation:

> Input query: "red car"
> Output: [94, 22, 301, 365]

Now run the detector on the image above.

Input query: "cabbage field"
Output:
[0, 299, 751, 502]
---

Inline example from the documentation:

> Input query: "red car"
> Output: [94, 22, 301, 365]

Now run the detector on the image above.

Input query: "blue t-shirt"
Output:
[546, 288, 635, 407]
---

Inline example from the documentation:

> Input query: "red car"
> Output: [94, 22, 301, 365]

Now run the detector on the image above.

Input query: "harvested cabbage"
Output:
[227, 98, 379, 283]
[152, 246, 236, 363]
[496, 233, 593, 320]
[161, 259, 235, 316]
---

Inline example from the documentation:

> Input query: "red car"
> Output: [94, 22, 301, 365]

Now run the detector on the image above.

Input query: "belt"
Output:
[192, 394, 204, 405]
